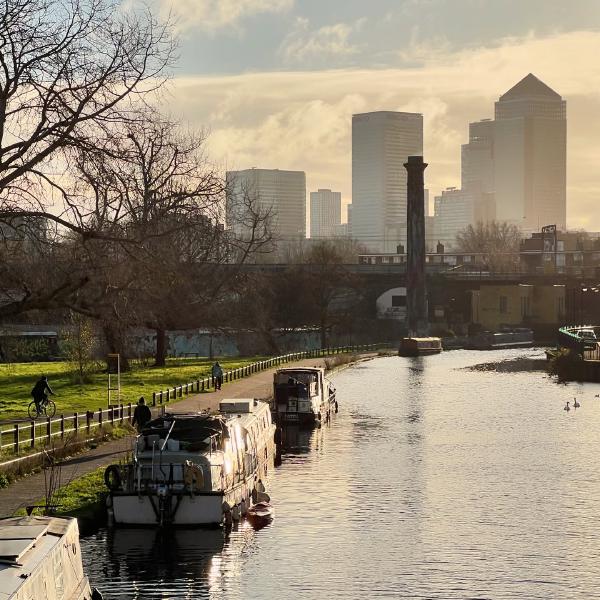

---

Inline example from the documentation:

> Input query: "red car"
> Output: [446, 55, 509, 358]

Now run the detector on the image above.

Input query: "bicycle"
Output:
[28, 396, 57, 419]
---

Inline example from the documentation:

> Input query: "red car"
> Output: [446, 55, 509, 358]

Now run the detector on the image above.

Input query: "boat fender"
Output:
[334, 401, 339, 413]
[104, 465, 122, 491]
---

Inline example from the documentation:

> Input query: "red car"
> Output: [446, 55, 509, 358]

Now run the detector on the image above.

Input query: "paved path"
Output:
[0, 356, 347, 517]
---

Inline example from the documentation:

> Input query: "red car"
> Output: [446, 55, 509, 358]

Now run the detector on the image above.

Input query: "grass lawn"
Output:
[0, 356, 265, 422]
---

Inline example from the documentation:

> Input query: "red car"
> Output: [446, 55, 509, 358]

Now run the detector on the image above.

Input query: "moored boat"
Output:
[398, 337, 443, 357]
[246, 501, 274, 527]
[273, 367, 337, 425]
[105, 399, 276, 527]
[0, 516, 101, 599]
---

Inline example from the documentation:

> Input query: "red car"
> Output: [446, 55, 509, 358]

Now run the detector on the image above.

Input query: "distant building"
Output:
[471, 284, 565, 330]
[346, 204, 353, 237]
[226, 168, 306, 241]
[493, 74, 566, 232]
[310, 189, 342, 238]
[461, 119, 494, 194]
[434, 187, 495, 249]
[352, 111, 423, 253]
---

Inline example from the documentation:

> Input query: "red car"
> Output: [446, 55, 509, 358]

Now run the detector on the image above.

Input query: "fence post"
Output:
[46, 417, 51, 443]
[120, 404, 124, 423]
[99, 408, 103, 429]
[201, 379, 205, 392]
[60, 415, 65, 439]
[14, 424, 19, 454]
[86, 411, 91, 434]
[152, 392, 156, 407]
[128, 403, 132, 422]
[30, 421, 35, 449]
[74, 412, 79, 436]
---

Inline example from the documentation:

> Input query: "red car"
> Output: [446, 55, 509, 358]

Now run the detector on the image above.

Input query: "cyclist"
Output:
[31, 375, 54, 414]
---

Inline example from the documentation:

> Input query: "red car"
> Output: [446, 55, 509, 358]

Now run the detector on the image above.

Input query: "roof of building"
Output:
[499, 73, 562, 101]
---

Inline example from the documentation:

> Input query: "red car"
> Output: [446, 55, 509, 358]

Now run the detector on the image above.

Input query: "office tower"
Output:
[434, 187, 496, 249]
[346, 204, 353, 237]
[226, 168, 306, 241]
[493, 74, 566, 232]
[461, 119, 494, 194]
[352, 111, 423, 252]
[310, 189, 342, 238]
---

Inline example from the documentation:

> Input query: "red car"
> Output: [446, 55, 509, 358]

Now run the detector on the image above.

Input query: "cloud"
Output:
[164, 30, 600, 229]
[158, 0, 293, 33]
[279, 18, 365, 66]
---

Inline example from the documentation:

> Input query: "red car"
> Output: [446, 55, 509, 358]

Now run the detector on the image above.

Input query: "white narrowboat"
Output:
[398, 337, 443, 356]
[0, 516, 100, 600]
[106, 399, 276, 527]
[273, 367, 337, 424]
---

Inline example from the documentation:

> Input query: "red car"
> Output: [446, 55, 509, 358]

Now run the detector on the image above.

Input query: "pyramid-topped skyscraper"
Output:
[493, 74, 566, 231]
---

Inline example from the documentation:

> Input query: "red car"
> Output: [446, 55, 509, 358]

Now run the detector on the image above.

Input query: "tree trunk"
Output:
[155, 327, 167, 367]
[103, 324, 130, 371]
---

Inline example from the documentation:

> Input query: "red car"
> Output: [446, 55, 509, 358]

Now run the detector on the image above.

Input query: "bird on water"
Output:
[564, 402, 570, 412]
[574, 398, 580, 408]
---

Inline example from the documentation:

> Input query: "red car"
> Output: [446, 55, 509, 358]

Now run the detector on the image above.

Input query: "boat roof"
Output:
[0, 516, 77, 597]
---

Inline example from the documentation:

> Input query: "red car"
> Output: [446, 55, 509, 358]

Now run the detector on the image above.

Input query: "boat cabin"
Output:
[273, 367, 336, 424]
[398, 337, 443, 357]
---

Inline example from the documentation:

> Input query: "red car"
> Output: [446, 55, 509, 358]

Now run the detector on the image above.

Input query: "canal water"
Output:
[81, 349, 600, 599]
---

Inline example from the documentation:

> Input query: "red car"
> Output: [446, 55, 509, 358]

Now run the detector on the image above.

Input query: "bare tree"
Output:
[0, 0, 174, 318]
[455, 221, 522, 272]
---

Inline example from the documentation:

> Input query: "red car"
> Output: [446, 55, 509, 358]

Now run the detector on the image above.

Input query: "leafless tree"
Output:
[455, 221, 522, 272]
[0, 0, 175, 317]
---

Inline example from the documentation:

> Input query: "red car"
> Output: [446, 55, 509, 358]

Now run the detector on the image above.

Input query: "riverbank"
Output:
[0, 356, 266, 422]
[0, 351, 381, 518]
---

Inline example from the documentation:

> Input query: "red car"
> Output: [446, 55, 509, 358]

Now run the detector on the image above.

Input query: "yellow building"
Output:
[471, 284, 565, 330]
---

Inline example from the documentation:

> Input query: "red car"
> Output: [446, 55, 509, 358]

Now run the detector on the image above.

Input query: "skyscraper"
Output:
[493, 74, 566, 232]
[310, 189, 342, 238]
[226, 168, 306, 241]
[352, 111, 423, 252]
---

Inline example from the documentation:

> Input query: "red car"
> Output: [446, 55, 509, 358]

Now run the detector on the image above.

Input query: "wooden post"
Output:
[30, 421, 35, 449]
[99, 408, 103, 429]
[128, 403, 132, 422]
[86, 411, 91, 434]
[120, 404, 124, 423]
[46, 417, 51, 442]
[110, 407, 114, 425]
[60, 415, 65, 439]
[14, 424, 19, 454]
[74, 412, 79, 435]
[152, 392, 156, 407]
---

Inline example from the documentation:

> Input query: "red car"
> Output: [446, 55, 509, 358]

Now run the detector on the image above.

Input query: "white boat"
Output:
[273, 367, 337, 424]
[0, 516, 101, 600]
[106, 399, 276, 527]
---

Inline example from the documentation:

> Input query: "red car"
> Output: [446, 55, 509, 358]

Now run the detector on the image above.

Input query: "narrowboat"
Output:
[467, 328, 533, 350]
[273, 367, 337, 424]
[398, 337, 443, 356]
[105, 399, 276, 527]
[0, 516, 101, 599]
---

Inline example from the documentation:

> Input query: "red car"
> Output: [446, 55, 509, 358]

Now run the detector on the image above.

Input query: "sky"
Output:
[144, 0, 600, 229]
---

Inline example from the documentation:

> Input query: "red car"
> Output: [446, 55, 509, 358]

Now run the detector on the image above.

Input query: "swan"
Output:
[574, 398, 581, 408]
[564, 402, 570, 411]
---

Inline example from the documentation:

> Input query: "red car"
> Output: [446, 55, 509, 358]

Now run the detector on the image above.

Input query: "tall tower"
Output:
[226, 168, 306, 241]
[352, 111, 423, 253]
[405, 156, 429, 336]
[310, 189, 342, 238]
[493, 74, 566, 232]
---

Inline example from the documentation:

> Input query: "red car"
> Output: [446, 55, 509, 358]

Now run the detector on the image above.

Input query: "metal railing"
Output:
[149, 344, 383, 408]
[558, 325, 600, 360]
[0, 404, 133, 457]
[0, 344, 383, 461]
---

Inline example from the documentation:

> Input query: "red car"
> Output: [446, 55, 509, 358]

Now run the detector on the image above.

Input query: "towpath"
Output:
[0, 355, 358, 517]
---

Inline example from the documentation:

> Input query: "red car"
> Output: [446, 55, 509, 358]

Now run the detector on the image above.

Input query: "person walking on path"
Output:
[212, 361, 223, 390]
[132, 397, 152, 432]
[30, 375, 53, 413]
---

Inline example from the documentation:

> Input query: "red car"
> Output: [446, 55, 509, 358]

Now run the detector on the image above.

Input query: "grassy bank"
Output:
[15, 466, 108, 527]
[0, 356, 265, 422]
